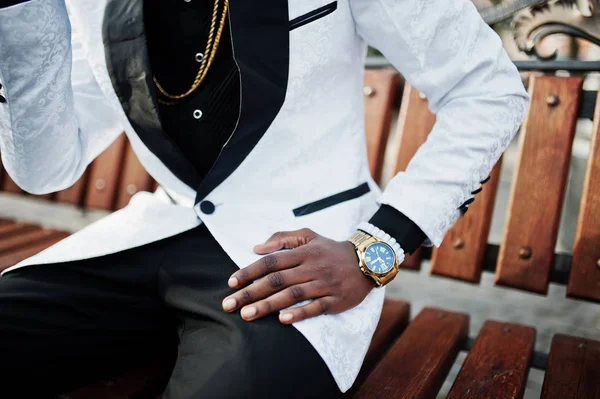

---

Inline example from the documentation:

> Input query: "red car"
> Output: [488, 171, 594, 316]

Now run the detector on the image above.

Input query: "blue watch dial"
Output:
[364, 242, 395, 274]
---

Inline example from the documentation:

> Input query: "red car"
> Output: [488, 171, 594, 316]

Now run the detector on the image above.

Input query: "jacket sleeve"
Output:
[351, 0, 529, 246]
[0, 0, 123, 195]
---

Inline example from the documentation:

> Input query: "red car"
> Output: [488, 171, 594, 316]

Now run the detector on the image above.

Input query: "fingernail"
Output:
[280, 313, 293, 322]
[223, 298, 237, 311]
[241, 306, 257, 320]
[228, 277, 239, 288]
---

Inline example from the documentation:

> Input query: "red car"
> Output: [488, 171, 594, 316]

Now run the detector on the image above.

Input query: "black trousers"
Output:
[0, 225, 340, 398]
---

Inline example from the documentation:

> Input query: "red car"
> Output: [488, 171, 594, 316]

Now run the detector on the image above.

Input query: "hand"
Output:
[222, 228, 376, 324]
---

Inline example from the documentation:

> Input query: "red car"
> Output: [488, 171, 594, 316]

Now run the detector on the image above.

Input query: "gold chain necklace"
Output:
[153, 0, 229, 105]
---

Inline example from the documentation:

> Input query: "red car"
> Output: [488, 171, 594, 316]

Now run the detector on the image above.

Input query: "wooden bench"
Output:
[1, 70, 599, 398]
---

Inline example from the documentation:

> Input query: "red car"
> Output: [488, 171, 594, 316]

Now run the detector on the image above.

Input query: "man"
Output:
[0, 0, 528, 397]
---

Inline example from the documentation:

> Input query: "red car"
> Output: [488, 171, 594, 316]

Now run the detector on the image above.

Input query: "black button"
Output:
[459, 206, 469, 215]
[471, 187, 482, 195]
[199, 200, 215, 215]
[460, 198, 475, 208]
[480, 176, 491, 184]
[0, 95, 5, 103]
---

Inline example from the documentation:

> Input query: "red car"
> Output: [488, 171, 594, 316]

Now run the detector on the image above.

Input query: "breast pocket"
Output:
[293, 182, 371, 217]
[289, 1, 338, 31]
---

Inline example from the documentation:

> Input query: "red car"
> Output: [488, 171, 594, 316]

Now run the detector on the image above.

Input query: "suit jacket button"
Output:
[460, 198, 475, 208]
[0, 95, 5, 103]
[199, 200, 215, 215]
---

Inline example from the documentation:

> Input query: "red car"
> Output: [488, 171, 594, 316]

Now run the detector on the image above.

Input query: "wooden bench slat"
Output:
[1, 170, 23, 194]
[0, 228, 56, 253]
[447, 320, 535, 399]
[363, 69, 401, 184]
[568, 89, 600, 303]
[0, 231, 69, 271]
[55, 172, 90, 207]
[353, 307, 468, 399]
[345, 299, 410, 397]
[496, 76, 583, 294]
[0, 222, 40, 239]
[541, 334, 600, 399]
[431, 160, 503, 283]
[393, 84, 435, 270]
[114, 142, 154, 210]
[83, 135, 128, 211]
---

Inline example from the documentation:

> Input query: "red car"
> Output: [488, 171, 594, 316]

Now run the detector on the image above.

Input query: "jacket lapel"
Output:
[195, 0, 290, 200]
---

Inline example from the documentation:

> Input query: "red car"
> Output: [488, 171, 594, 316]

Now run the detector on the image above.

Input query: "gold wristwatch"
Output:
[348, 230, 399, 287]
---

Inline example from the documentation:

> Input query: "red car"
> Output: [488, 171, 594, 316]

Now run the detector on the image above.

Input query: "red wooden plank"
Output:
[0, 228, 56, 254]
[0, 223, 40, 239]
[496, 76, 583, 294]
[83, 134, 128, 210]
[392, 84, 436, 271]
[114, 142, 153, 210]
[55, 171, 90, 206]
[447, 320, 535, 399]
[541, 334, 600, 399]
[1, 170, 23, 194]
[0, 231, 69, 271]
[363, 69, 400, 184]
[353, 308, 469, 399]
[34, 192, 55, 201]
[430, 160, 502, 283]
[568, 89, 600, 303]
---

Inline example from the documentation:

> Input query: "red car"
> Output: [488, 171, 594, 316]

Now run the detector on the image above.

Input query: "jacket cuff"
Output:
[367, 205, 427, 254]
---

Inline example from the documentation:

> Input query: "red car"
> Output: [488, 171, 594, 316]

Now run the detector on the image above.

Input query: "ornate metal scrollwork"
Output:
[472, 0, 549, 25]
[511, 0, 600, 60]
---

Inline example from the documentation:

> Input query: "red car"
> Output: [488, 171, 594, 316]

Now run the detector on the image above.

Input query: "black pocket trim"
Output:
[293, 182, 371, 217]
[289, 2, 338, 31]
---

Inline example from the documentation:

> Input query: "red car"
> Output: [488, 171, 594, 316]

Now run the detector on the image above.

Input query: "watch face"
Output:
[364, 242, 395, 274]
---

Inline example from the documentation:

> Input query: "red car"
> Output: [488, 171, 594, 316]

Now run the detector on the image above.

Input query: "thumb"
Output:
[254, 229, 318, 254]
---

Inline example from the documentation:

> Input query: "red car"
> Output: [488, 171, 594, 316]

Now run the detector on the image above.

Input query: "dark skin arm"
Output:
[222, 228, 376, 324]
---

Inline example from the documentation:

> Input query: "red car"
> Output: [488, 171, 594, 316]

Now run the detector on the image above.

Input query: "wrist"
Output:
[357, 222, 405, 265]
[348, 229, 401, 287]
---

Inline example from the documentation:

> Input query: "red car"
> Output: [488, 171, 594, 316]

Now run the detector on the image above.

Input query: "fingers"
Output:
[253, 228, 318, 255]
[238, 281, 330, 322]
[228, 246, 306, 289]
[223, 267, 312, 313]
[279, 297, 338, 324]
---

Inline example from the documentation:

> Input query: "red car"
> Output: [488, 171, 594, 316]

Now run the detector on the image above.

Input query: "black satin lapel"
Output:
[195, 0, 290, 200]
[102, 0, 201, 189]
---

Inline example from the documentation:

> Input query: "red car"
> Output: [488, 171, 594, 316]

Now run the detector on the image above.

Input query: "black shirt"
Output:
[143, 0, 240, 181]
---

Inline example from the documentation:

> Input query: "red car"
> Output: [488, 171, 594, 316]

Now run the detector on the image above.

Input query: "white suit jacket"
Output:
[0, 0, 528, 391]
